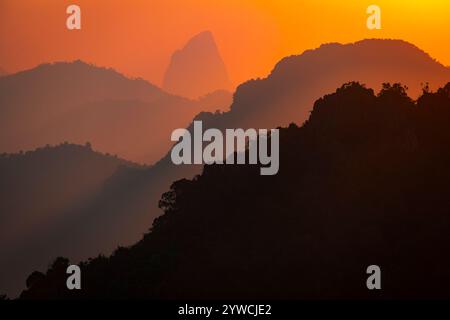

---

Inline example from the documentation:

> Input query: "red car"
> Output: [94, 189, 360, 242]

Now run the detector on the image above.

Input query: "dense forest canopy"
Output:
[19, 82, 450, 299]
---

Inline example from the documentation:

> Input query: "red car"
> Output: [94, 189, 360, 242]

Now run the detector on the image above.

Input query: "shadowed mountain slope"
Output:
[201, 39, 450, 131]
[3, 39, 450, 298]
[0, 143, 142, 297]
[20, 82, 450, 299]
[80, 39, 450, 251]
[0, 61, 231, 297]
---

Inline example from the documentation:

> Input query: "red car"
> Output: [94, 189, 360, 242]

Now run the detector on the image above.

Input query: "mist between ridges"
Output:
[170, 121, 279, 176]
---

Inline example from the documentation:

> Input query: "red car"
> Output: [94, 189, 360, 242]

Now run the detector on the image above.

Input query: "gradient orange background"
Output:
[1, 0, 449, 88]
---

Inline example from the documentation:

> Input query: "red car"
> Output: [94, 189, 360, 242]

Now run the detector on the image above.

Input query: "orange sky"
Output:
[1, 0, 449, 88]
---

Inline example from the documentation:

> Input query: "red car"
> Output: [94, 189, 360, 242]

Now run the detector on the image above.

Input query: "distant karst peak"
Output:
[163, 30, 231, 99]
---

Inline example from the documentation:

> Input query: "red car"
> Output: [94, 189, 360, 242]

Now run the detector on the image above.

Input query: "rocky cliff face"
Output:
[163, 31, 231, 99]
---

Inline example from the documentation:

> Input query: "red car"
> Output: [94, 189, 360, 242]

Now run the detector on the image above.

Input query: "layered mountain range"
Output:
[20, 81, 450, 299]
[1, 39, 449, 297]
[0, 60, 231, 165]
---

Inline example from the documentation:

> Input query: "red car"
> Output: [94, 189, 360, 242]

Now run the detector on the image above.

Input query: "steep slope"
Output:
[75, 39, 450, 249]
[20, 82, 450, 299]
[163, 31, 231, 99]
[201, 39, 450, 131]
[0, 144, 142, 297]
[22, 38, 448, 279]
[0, 61, 231, 297]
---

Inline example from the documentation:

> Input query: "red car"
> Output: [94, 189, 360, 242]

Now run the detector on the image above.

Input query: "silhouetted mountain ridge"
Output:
[19, 81, 450, 299]
[226, 39, 449, 129]
[4, 39, 450, 298]
[13, 39, 447, 295]
[0, 60, 231, 164]
[0, 142, 143, 297]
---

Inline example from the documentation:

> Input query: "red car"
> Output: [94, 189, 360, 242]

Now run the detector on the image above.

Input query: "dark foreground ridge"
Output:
[19, 82, 450, 299]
